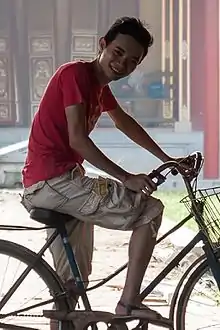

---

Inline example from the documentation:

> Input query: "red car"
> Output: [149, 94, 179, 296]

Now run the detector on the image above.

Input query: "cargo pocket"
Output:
[77, 177, 110, 216]
[23, 181, 46, 201]
[21, 181, 46, 211]
[77, 191, 102, 216]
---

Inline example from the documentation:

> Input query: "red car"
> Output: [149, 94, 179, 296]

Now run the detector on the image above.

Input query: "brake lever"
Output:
[171, 154, 197, 177]
[180, 152, 203, 180]
[194, 151, 203, 173]
[148, 151, 203, 186]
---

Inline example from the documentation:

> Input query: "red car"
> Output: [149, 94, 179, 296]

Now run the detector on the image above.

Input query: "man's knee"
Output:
[155, 198, 164, 214]
[145, 198, 164, 238]
[150, 212, 163, 238]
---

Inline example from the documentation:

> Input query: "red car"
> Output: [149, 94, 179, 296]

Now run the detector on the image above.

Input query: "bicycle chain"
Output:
[13, 314, 44, 318]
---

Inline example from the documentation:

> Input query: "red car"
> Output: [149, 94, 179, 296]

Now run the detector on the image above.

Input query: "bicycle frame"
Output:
[0, 212, 218, 320]
[1, 154, 220, 326]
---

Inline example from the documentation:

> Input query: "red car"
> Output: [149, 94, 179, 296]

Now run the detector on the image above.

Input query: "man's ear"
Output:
[99, 37, 107, 52]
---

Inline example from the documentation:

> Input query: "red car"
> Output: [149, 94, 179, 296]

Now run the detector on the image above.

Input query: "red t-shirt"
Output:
[22, 61, 117, 188]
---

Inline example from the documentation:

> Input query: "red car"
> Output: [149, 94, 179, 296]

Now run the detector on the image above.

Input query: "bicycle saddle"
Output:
[30, 207, 73, 227]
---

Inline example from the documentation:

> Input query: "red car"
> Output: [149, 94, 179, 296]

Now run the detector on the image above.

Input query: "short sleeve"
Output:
[59, 63, 89, 108]
[101, 85, 118, 112]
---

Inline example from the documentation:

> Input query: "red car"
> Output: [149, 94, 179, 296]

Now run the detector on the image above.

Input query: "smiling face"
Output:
[98, 33, 145, 82]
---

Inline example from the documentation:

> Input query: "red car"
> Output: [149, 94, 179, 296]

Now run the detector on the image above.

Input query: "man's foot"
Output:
[115, 300, 163, 320]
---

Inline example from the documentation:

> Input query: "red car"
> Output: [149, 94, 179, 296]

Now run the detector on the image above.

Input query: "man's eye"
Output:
[114, 50, 122, 56]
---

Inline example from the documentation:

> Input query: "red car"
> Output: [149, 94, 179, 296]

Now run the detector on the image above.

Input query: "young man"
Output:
[22, 17, 179, 321]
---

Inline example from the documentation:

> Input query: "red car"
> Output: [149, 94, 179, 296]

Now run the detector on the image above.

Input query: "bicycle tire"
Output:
[175, 251, 220, 330]
[0, 239, 70, 328]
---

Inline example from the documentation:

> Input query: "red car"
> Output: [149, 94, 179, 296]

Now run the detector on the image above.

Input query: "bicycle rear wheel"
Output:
[176, 252, 220, 330]
[0, 239, 71, 329]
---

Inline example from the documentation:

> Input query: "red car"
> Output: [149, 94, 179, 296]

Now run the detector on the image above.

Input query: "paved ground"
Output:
[0, 189, 219, 329]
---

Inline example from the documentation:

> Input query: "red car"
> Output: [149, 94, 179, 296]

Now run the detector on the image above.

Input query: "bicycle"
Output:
[0, 151, 220, 329]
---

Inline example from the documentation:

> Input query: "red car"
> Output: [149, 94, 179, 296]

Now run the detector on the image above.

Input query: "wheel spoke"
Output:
[176, 255, 220, 329]
[0, 239, 68, 329]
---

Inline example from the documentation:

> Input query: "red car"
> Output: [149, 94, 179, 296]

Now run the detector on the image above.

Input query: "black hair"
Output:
[103, 16, 154, 60]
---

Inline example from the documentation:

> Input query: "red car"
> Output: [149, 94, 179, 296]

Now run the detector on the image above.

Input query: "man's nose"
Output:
[116, 56, 127, 69]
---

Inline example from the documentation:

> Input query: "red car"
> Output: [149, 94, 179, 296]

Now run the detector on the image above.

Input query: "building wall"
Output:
[0, 0, 214, 187]
[0, 0, 175, 129]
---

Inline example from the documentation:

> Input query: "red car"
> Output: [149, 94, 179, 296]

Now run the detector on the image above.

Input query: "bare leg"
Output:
[115, 214, 162, 316]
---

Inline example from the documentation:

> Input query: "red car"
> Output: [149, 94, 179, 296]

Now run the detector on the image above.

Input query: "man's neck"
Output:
[92, 59, 111, 87]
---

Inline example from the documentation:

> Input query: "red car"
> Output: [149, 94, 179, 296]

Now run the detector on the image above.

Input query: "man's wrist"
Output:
[160, 154, 171, 163]
[117, 171, 131, 183]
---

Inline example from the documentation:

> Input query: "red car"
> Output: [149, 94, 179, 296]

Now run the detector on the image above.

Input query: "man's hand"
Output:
[123, 173, 157, 195]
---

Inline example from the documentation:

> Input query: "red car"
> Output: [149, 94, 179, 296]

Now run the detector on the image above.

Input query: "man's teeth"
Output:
[111, 67, 120, 73]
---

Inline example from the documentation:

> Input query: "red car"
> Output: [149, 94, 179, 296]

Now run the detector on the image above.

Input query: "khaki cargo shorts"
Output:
[22, 166, 164, 284]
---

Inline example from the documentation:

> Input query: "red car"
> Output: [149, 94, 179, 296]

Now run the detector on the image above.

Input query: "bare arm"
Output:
[65, 104, 129, 182]
[108, 105, 170, 162]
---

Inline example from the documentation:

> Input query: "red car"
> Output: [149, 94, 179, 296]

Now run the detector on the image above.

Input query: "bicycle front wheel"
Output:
[0, 239, 70, 329]
[176, 252, 220, 330]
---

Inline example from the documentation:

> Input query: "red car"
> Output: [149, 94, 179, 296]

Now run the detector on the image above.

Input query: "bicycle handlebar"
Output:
[148, 151, 204, 187]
